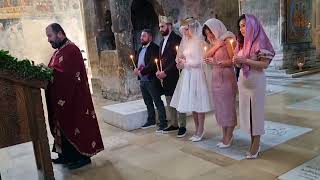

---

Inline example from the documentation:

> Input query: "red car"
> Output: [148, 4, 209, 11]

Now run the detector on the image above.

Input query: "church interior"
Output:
[1, 0, 320, 180]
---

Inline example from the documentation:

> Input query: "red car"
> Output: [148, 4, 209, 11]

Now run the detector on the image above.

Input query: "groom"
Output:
[133, 29, 167, 131]
[156, 16, 187, 137]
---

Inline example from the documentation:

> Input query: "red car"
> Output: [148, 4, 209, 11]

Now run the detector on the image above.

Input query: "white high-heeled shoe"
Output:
[189, 135, 196, 141]
[218, 136, 234, 149]
[246, 146, 261, 159]
[192, 132, 205, 142]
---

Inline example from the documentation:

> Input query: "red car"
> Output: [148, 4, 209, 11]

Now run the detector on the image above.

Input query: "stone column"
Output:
[80, 0, 140, 101]
[312, 0, 320, 59]
[80, 0, 101, 93]
[106, 0, 141, 101]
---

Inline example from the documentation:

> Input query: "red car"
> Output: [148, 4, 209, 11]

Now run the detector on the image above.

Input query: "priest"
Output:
[45, 23, 104, 170]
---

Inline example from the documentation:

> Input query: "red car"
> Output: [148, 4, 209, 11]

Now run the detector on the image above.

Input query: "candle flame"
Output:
[204, 46, 207, 51]
[130, 55, 134, 59]
[155, 58, 158, 62]
[176, 46, 179, 51]
[230, 39, 234, 45]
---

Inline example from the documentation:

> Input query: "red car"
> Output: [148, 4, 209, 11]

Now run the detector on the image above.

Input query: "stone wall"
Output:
[240, 0, 281, 50]
[159, 0, 239, 32]
[240, 0, 320, 75]
[312, 0, 320, 59]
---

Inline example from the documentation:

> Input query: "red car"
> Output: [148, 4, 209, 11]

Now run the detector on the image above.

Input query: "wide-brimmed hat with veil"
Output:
[179, 17, 202, 37]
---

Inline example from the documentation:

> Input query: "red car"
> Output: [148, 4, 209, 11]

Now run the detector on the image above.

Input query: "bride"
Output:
[170, 17, 212, 142]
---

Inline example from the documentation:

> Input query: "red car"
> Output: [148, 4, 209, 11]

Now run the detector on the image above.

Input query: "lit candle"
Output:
[156, 58, 164, 86]
[203, 46, 208, 67]
[130, 55, 137, 69]
[229, 39, 235, 52]
[160, 59, 163, 71]
[176, 46, 181, 76]
[155, 58, 160, 71]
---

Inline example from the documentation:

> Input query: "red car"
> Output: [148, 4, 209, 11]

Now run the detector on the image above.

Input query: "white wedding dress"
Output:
[170, 37, 213, 113]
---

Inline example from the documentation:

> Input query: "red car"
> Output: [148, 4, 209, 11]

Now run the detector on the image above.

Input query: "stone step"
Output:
[290, 68, 320, 78]
[266, 71, 292, 78]
[101, 84, 282, 131]
[266, 68, 287, 73]
[266, 67, 320, 78]
[101, 96, 194, 131]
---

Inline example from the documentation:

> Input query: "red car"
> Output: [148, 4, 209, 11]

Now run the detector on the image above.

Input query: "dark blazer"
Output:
[159, 31, 182, 96]
[135, 41, 160, 80]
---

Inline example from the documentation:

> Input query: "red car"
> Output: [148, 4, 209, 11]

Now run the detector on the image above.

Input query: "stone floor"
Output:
[1, 73, 320, 180]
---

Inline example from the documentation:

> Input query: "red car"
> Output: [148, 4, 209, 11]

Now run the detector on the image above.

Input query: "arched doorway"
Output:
[131, 0, 159, 51]
[95, 0, 116, 51]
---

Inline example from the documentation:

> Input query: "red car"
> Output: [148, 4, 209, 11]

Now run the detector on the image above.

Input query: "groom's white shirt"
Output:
[161, 31, 172, 55]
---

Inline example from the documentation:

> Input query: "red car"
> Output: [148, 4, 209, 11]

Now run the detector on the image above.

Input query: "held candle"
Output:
[203, 46, 208, 67]
[155, 58, 160, 71]
[130, 55, 137, 69]
[176, 46, 181, 75]
[229, 39, 235, 52]
[160, 59, 163, 72]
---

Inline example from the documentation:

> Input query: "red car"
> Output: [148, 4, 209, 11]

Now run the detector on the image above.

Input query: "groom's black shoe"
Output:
[141, 121, 156, 129]
[162, 125, 179, 134]
[177, 127, 187, 138]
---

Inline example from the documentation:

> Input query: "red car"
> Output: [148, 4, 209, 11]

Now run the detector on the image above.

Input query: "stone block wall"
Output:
[240, 0, 320, 75]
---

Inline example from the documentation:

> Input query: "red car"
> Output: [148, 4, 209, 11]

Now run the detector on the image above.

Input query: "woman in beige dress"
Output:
[233, 14, 275, 159]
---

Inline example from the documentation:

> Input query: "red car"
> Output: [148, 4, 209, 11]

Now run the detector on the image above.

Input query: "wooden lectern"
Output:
[0, 70, 54, 180]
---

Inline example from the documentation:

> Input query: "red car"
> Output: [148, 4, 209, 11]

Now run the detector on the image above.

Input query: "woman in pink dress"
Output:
[202, 18, 237, 148]
[233, 14, 275, 159]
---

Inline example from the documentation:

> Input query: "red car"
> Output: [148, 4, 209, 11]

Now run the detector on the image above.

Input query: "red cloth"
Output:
[46, 40, 104, 157]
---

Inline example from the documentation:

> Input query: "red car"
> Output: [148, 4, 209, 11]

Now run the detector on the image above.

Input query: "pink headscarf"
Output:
[237, 14, 275, 78]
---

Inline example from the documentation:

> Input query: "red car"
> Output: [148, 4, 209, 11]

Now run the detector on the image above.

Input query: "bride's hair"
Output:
[179, 17, 202, 38]
[177, 17, 203, 58]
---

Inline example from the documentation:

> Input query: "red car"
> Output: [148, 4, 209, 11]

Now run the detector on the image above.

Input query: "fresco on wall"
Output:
[287, 0, 312, 43]
[0, 19, 24, 57]
[0, 0, 87, 64]
[0, 0, 32, 8]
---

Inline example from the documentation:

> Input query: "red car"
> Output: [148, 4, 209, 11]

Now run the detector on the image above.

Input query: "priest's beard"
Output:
[50, 38, 66, 49]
